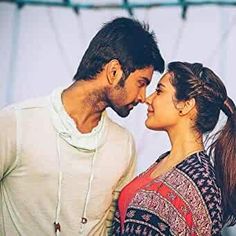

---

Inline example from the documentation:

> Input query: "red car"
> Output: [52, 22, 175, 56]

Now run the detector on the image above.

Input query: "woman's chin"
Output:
[145, 119, 155, 130]
[145, 119, 163, 131]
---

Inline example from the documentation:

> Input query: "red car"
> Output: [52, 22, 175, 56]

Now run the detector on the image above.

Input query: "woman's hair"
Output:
[168, 61, 236, 225]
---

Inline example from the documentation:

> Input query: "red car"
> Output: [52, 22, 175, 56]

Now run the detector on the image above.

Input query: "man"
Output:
[0, 17, 164, 235]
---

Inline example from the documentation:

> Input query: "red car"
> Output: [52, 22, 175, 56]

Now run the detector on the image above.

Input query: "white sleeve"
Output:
[0, 106, 18, 180]
[106, 133, 137, 234]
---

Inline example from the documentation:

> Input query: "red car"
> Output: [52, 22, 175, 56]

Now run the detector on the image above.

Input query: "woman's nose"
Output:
[145, 92, 155, 105]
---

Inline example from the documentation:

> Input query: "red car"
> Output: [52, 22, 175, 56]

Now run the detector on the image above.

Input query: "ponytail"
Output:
[209, 98, 236, 226]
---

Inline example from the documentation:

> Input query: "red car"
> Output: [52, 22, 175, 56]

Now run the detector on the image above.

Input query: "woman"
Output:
[111, 62, 235, 235]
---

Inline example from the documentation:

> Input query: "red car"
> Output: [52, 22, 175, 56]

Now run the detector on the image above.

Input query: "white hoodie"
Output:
[0, 89, 136, 236]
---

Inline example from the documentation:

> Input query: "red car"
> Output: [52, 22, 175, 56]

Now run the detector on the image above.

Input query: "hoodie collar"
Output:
[49, 87, 108, 151]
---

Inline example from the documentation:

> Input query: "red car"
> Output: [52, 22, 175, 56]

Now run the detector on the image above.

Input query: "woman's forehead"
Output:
[158, 72, 172, 85]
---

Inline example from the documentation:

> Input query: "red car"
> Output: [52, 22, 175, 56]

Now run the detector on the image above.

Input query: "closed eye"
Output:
[138, 77, 150, 88]
[138, 81, 147, 88]
[156, 88, 162, 95]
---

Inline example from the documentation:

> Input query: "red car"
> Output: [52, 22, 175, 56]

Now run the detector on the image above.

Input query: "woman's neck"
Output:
[167, 126, 204, 163]
[150, 132, 204, 179]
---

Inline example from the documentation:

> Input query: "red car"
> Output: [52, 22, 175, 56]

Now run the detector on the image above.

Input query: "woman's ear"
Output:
[105, 59, 123, 85]
[180, 98, 196, 116]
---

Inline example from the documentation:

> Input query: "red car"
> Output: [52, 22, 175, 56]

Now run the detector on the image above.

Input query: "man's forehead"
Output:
[127, 66, 154, 83]
[136, 67, 154, 76]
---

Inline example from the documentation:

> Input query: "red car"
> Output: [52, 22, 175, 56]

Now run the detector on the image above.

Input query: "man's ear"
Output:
[180, 98, 196, 116]
[106, 59, 123, 85]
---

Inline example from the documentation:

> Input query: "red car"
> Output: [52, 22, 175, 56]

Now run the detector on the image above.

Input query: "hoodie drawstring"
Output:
[54, 133, 63, 236]
[54, 134, 98, 235]
[79, 136, 98, 234]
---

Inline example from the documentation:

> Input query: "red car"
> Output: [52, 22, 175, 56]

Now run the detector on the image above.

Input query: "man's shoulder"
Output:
[14, 96, 49, 110]
[0, 96, 50, 125]
[1, 96, 49, 113]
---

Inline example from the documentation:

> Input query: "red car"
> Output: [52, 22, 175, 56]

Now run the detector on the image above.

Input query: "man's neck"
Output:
[62, 80, 107, 134]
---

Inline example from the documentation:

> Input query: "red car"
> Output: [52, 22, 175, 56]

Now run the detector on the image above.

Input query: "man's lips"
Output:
[128, 102, 139, 110]
[128, 104, 134, 110]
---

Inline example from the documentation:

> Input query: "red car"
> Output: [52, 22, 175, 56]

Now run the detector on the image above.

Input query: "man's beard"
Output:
[109, 103, 131, 117]
[109, 100, 139, 117]
[107, 74, 138, 117]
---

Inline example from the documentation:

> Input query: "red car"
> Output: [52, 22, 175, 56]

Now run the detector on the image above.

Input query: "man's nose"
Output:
[137, 88, 146, 103]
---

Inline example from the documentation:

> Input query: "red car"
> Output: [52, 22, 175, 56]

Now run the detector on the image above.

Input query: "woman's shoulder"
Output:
[176, 151, 217, 185]
[174, 151, 222, 210]
[171, 151, 223, 235]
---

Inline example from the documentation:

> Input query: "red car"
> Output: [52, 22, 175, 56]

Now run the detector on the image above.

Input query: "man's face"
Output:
[108, 66, 154, 117]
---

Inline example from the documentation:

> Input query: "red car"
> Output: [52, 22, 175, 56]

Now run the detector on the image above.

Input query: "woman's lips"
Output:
[147, 109, 154, 116]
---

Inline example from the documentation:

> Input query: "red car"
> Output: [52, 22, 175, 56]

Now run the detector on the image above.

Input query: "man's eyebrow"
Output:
[140, 77, 151, 86]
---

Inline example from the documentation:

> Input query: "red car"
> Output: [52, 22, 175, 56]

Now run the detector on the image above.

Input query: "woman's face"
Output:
[145, 72, 181, 131]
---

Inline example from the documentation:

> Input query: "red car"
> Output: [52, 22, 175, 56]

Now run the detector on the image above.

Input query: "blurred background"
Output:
[0, 1, 235, 234]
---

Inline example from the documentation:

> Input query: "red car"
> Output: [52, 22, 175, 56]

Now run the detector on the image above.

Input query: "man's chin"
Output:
[109, 103, 134, 117]
[116, 109, 130, 117]
[113, 107, 131, 117]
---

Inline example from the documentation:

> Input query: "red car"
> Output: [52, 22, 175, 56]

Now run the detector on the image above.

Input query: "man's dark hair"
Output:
[73, 17, 165, 81]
